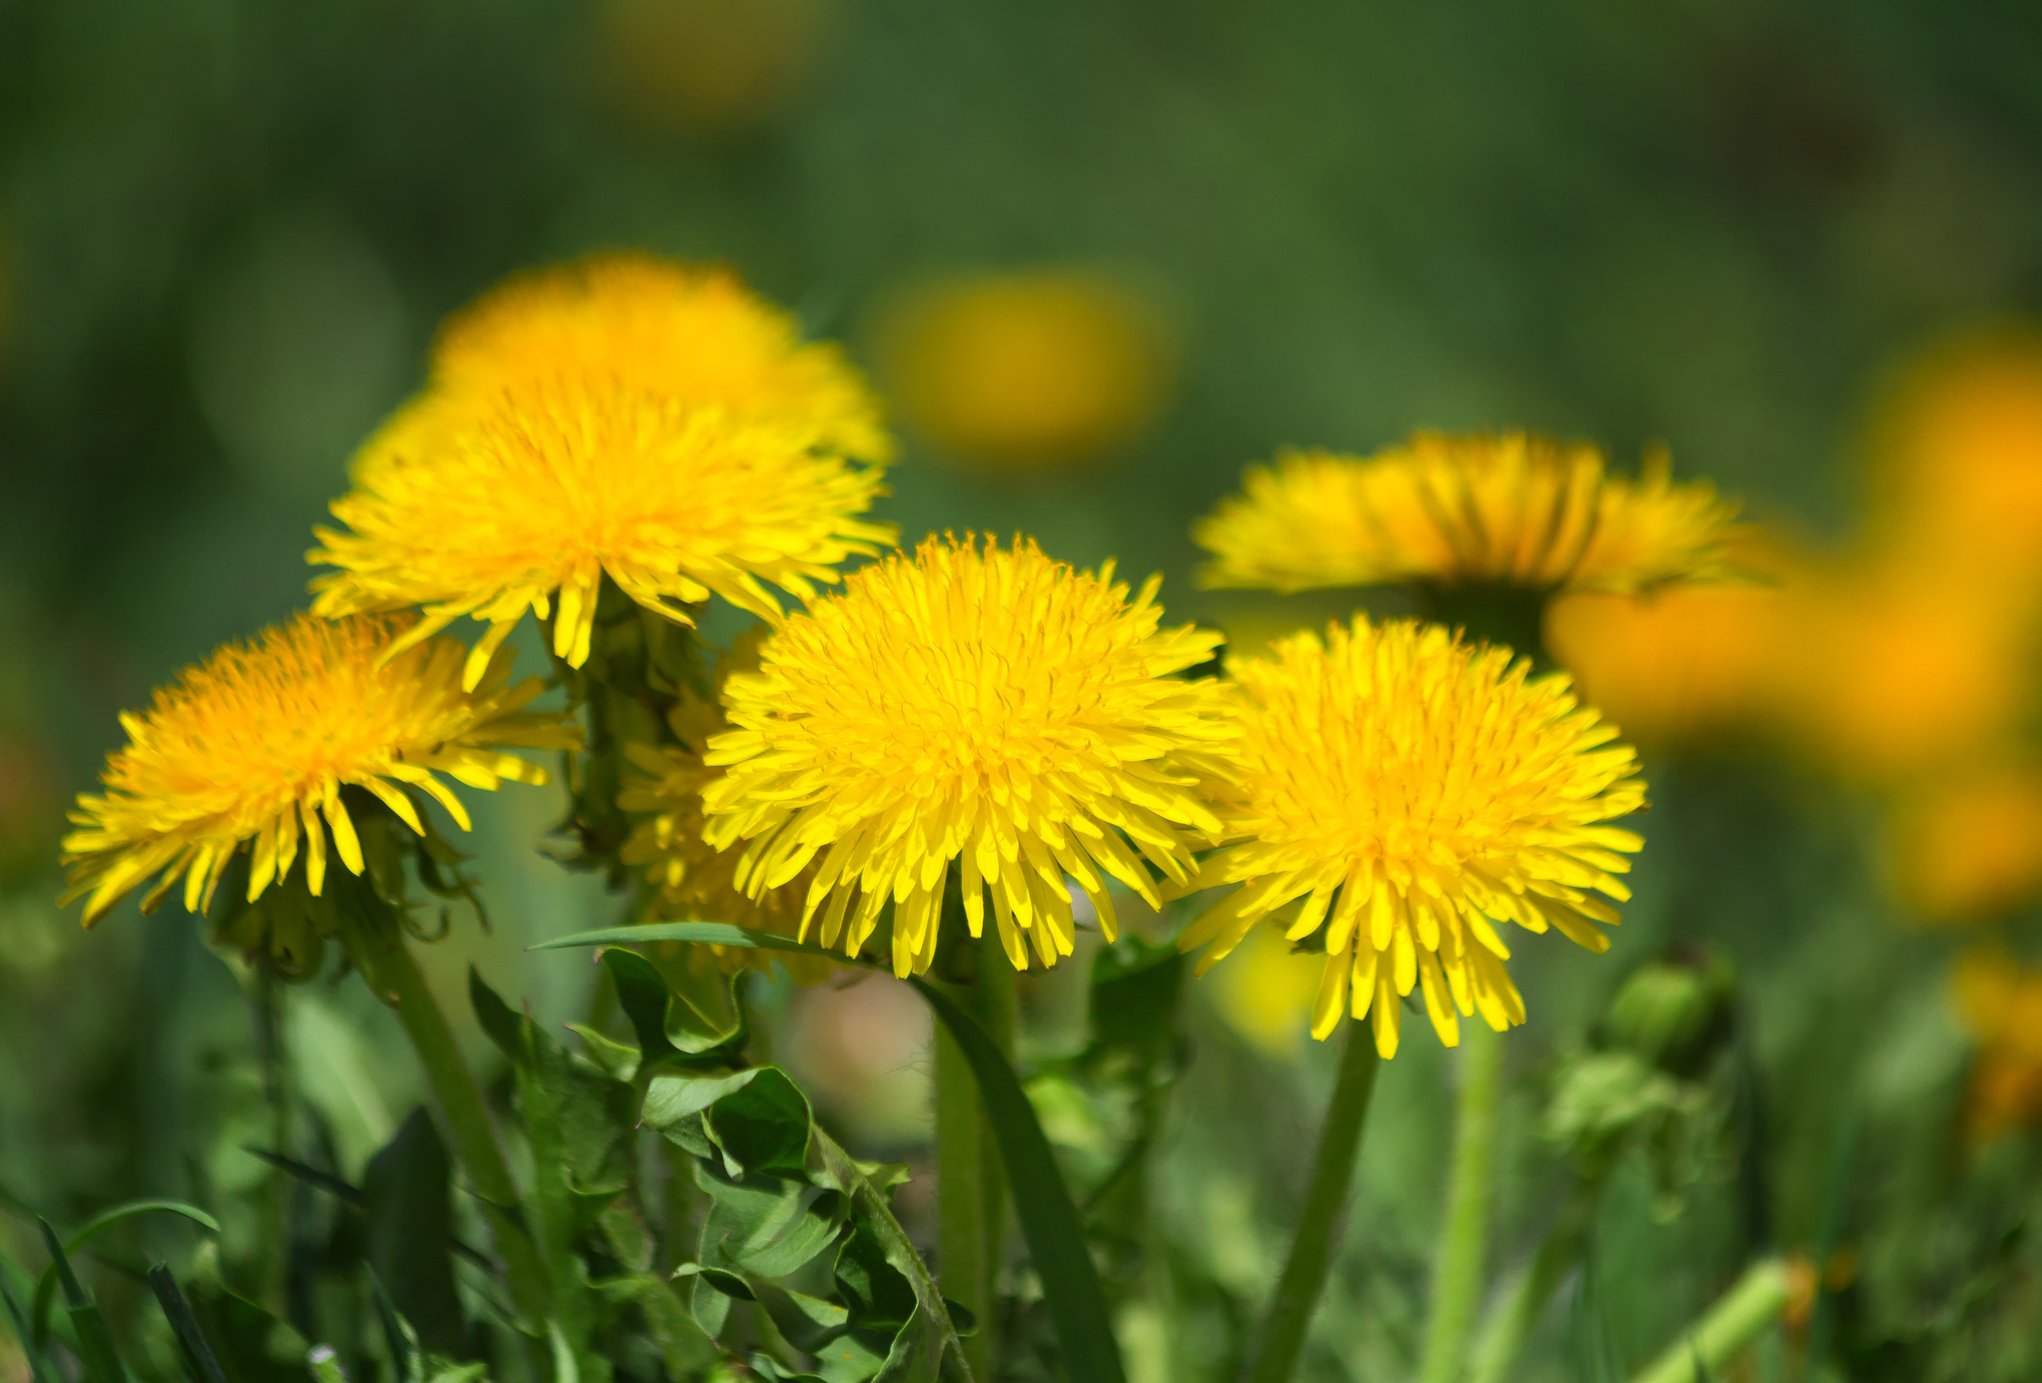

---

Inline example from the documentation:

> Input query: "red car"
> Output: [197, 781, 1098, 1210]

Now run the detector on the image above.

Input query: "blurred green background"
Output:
[8, 3, 2042, 1379]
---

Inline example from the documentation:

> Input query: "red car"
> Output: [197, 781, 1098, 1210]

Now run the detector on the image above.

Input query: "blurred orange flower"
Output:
[1546, 578, 1785, 746]
[597, 0, 837, 134]
[1866, 328, 2042, 593]
[1952, 947, 2042, 1142]
[873, 270, 1176, 471]
[1886, 766, 2042, 925]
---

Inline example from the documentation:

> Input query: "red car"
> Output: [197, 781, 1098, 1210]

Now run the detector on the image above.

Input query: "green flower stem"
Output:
[935, 940, 1014, 1381]
[1629, 1258, 1793, 1383]
[1467, 1165, 1608, 1383]
[1246, 1020, 1383, 1383]
[1420, 1027, 1506, 1383]
[346, 926, 553, 1328]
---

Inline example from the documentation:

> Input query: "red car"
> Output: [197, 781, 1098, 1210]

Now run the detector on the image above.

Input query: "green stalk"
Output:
[1245, 1021, 1383, 1383]
[1420, 1028, 1506, 1383]
[1629, 1258, 1792, 1383]
[1468, 1165, 1608, 1383]
[346, 927, 553, 1328]
[935, 951, 1013, 1377]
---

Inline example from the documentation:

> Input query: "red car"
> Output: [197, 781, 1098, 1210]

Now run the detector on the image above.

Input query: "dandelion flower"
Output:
[701, 535, 1232, 977]
[432, 252, 891, 462]
[1195, 432, 1744, 596]
[1952, 947, 2042, 1142]
[873, 269, 1174, 469]
[309, 383, 893, 684]
[62, 613, 576, 928]
[620, 641, 833, 982]
[1887, 767, 2042, 924]
[1181, 617, 1647, 1058]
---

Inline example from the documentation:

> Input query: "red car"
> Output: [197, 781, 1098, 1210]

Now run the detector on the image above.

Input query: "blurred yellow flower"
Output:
[61, 613, 574, 928]
[620, 641, 834, 983]
[1208, 922, 1323, 1059]
[1196, 432, 1745, 596]
[310, 382, 892, 685]
[1181, 617, 1647, 1058]
[430, 253, 891, 463]
[1886, 766, 2042, 924]
[702, 535, 1232, 977]
[1952, 947, 2042, 1142]
[874, 270, 1175, 470]
[1545, 567, 1786, 745]
[1773, 564, 2030, 783]
[1867, 328, 2042, 589]
[597, 0, 836, 134]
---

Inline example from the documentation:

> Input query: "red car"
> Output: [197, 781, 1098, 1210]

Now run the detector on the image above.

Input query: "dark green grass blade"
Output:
[148, 1264, 229, 1383]
[37, 1220, 130, 1383]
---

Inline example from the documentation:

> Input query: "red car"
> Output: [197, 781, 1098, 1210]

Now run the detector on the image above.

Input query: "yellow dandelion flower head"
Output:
[1195, 432, 1745, 596]
[701, 534, 1233, 978]
[1886, 766, 2042, 925]
[432, 252, 892, 463]
[61, 612, 577, 928]
[1182, 617, 1647, 1059]
[309, 382, 894, 685]
[619, 642, 834, 983]
[873, 268, 1175, 470]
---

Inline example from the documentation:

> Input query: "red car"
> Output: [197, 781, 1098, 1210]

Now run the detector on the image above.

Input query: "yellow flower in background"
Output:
[1866, 328, 2042, 588]
[1886, 767, 2042, 925]
[430, 253, 892, 463]
[309, 383, 893, 684]
[597, 0, 836, 135]
[620, 640, 834, 983]
[1952, 947, 2042, 1143]
[873, 270, 1175, 470]
[1181, 617, 1646, 1058]
[1195, 432, 1745, 596]
[1208, 922, 1324, 1059]
[702, 535, 1232, 977]
[61, 613, 575, 927]
[1773, 564, 2030, 784]
[1544, 537, 1790, 745]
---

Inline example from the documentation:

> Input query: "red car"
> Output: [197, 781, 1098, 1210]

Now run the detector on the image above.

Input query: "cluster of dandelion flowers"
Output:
[310, 384, 893, 681]
[429, 251, 892, 463]
[61, 612, 577, 927]
[1194, 432, 1745, 596]
[700, 535, 1233, 977]
[1181, 617, 1646, 1058]
[618, 648, 834, 983]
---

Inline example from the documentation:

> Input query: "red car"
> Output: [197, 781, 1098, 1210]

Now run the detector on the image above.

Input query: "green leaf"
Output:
[912, 981, 1127, 1383]
[601, 947, 748, 1066]
[0, 1258, 57, 1383]
[146, 1264, 229, 1383]
[31, 1200, 221, 1349]
[532, 921, 848, 963]
[36, 1220, 129, 1383]
[362, 1110, 465, 1357]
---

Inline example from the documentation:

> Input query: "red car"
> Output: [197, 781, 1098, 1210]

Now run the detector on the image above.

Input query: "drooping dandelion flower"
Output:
[701, 535, 1232, 977]
[873, 269, 1174, 470]
[62, 613, 576, 927]
[430, 252, 891, 463]
[309, 383, 894, 684]
[619, 640, 834, 982]
[1181, 617, 1646, 1058]
[1195, 432, 1744, 596]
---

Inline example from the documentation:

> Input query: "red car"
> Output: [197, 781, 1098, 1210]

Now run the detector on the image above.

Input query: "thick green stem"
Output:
[1420, 1028, 1506, 1383]
[935, 939, 1012, 1380]
[1629, 1258, 1793, 1383]
[1245, 1021, 1383, 1383]
[1468, 1165, 1608, 1383]
[348, 928, 553, 1328]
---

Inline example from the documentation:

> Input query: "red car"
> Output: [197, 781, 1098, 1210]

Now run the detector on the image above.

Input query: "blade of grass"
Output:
[147, 1264, 229, 1383]
[37, 1221, 130, 1383]
[30, 1201, 220, 1349]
